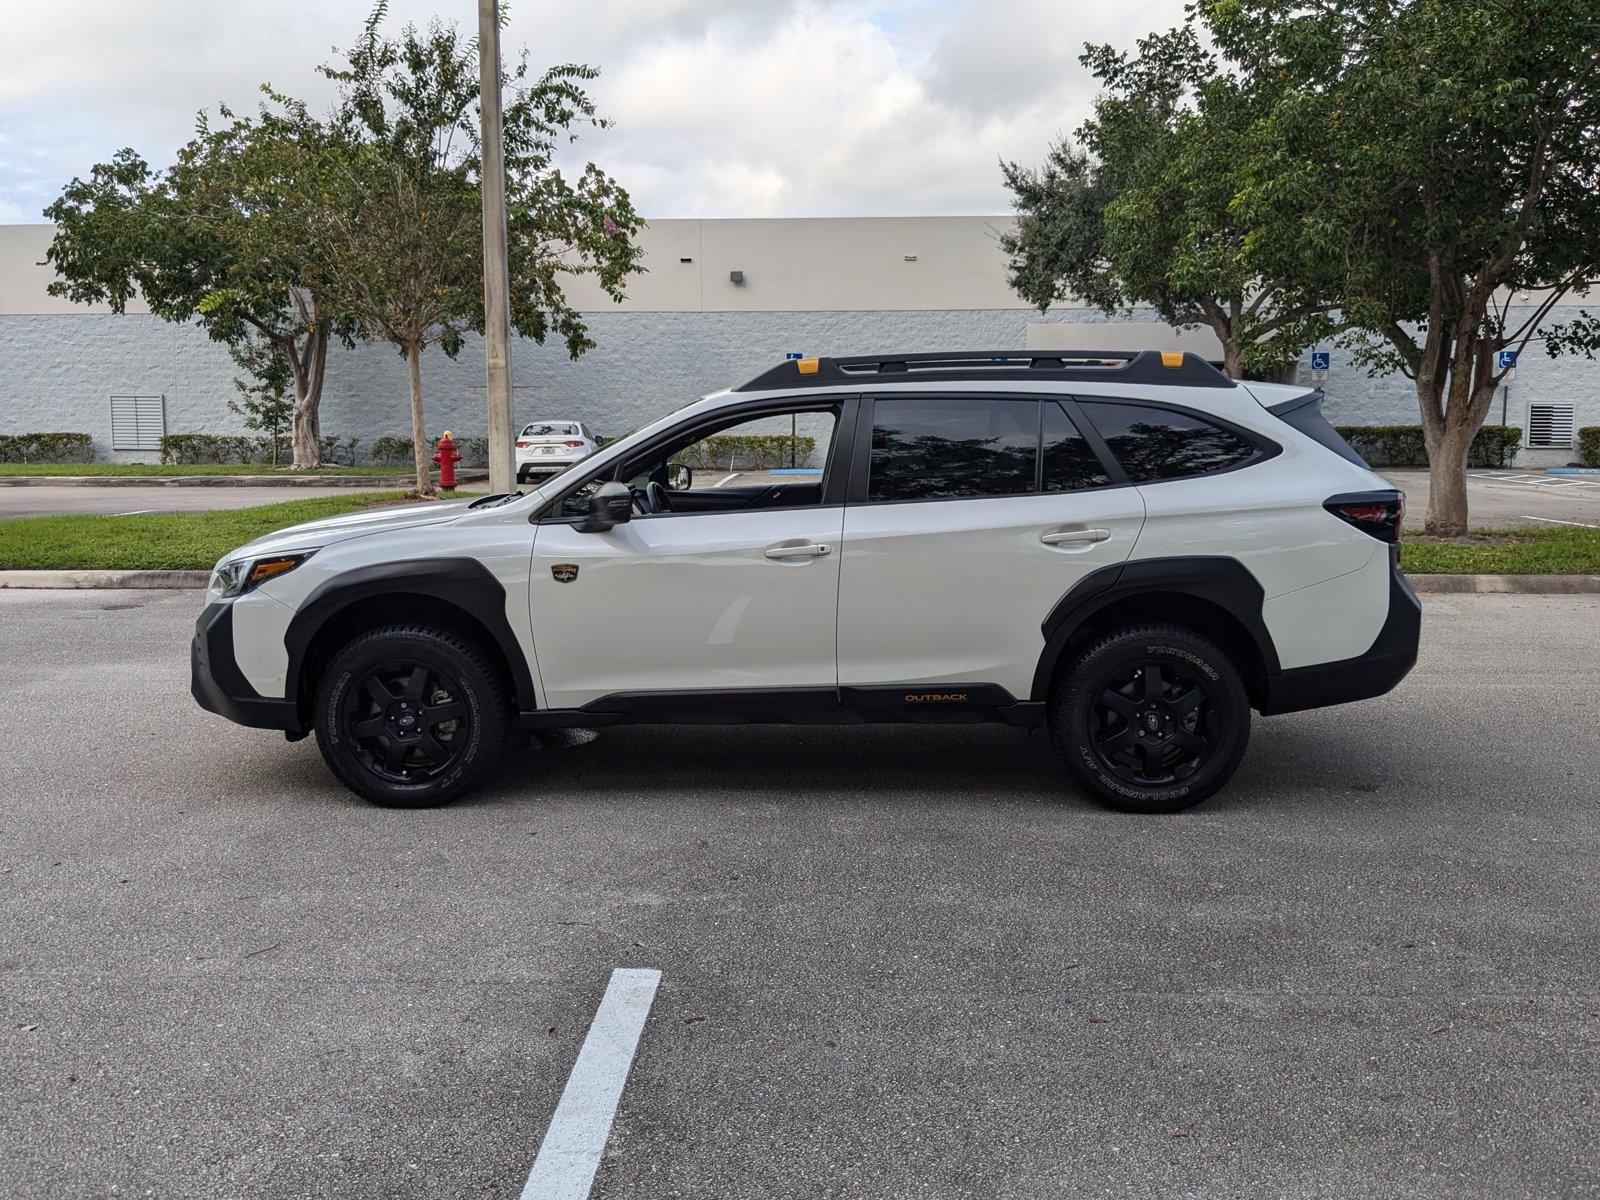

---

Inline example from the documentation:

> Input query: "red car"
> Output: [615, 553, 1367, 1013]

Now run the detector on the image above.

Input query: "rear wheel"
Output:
[313, 623, 510, 807]
[1049, 624, 1250, 813]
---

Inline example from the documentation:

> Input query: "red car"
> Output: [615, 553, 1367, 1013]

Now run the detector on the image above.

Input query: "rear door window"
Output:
[867, 398, 1038, 502]
[1079, 402, 1259, 482]
[1042, 402, 1113, 492]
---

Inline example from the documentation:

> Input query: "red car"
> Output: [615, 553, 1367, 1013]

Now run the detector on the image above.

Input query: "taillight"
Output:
[1325, 491, 1404, 543]
[564, 439, 585, 447]
[516, 440, 533, 448]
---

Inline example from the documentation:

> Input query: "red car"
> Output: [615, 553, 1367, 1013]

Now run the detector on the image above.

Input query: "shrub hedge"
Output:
[159, 433, 360, 466]
[369, 436, 489, 468]
[0, 433, 95, 463]
[1334, 424, 1522, 468]
[1579, 427, 1600, 468]
[675, 434, 817, 470]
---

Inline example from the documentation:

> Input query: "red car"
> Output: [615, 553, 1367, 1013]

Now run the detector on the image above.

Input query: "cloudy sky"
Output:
[0, 0, 1187, 224]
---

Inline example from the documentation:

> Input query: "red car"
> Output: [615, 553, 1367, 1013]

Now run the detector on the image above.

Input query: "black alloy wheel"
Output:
[314, 623, 510, 807]
[1050, 624, 1250, 813]
[342, 659, 472, 784]
[1089, 658, 1215, 787]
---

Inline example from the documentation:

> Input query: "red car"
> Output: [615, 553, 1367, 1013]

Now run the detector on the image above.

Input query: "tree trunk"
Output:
[406, 340, 433, 496]
[1221, 340, 1245, 380]
[1422, 420, 1474, 537]
[290, 327, 327, 470]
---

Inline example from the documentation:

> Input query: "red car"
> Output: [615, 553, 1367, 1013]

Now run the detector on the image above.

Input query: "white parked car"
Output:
[193, 350, 1419, 813]
[515, 420, 599, 483]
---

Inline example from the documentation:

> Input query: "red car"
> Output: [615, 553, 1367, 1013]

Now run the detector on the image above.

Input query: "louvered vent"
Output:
[1526, 404, 1576, 449]
[110, 395, 165, 450]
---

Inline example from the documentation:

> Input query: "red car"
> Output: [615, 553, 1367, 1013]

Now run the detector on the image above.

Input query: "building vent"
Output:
[1526, 403, 1575, 449]
[110, 395, 166, 451]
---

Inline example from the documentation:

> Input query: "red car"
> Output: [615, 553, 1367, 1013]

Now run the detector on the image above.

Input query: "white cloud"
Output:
[0, 0, 1188, 221]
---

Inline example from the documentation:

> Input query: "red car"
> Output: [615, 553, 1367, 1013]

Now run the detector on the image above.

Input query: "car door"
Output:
[528, 402, 850, 710]
[836, 395, 1144, 701]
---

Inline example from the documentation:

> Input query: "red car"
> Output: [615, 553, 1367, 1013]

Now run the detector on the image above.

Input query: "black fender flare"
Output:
[284, 558, 538, 713]
[1031, 556, 1281, 701]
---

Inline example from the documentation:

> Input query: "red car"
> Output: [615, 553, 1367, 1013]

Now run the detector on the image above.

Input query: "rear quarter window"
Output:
[1080, 402, 1262, 482]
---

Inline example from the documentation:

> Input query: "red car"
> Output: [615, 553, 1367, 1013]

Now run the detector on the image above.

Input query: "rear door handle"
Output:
[765, 543, 832, 560]
[1041, 528, 1110, 546]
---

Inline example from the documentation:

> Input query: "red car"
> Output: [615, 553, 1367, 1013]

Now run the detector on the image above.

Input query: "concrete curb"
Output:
[0, 569, 211, 589]
[1405, 573, 1600, 594]
[4, 569, 1599, 593]
[0, 470, 488, 488]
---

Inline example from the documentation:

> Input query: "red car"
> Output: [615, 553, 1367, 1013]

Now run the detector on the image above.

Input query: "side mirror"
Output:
[666, 462, 693, 491]
[575, 481, 633, 533]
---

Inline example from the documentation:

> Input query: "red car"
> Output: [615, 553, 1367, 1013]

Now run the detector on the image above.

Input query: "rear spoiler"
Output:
[1265, 389, 1371, 468]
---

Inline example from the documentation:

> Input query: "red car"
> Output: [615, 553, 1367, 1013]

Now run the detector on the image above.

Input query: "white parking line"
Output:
[520, 967, 661, 1200]
[115, 509, 158, 516]
[713, 472, 742, 488]
[1520, 515, 1600, 529]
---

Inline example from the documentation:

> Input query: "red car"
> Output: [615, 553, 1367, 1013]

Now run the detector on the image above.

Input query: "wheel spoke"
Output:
[363, 677, 396, 707]
[1098, 728, 1135, 757]
[1099, 688, 1136, 717]
[1169, 687, 1205, 716]
[415, 733, 449, 764]
[1141, 664, 1165, 701]
[1171, 729, 1207, 755]
[352, 715, 387, 738]
[403, 666, 430, 703]
[424, 701, 464, 727]
[382, 740, 407, 774]
[1137, 741, 1164, 774]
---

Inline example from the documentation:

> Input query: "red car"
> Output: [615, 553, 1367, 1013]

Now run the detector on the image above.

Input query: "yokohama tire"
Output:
[314, 623, 510, 808]
[1049, 624, 1251, 814]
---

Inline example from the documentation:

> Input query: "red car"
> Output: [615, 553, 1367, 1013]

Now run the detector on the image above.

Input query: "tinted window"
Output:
[1081, 403, 1257, 481]
[869, 399, 1037, 501]
[1042, 402, 1112, 492]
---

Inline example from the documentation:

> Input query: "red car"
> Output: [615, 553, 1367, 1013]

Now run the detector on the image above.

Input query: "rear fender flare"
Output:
[1031, 557, 1280, 701]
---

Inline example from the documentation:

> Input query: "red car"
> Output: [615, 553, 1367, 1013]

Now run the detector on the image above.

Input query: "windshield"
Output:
[521, 422, 579, 437]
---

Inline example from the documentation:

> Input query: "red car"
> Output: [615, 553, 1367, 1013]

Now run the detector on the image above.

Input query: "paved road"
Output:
[1, 590, 1596, 1198]
[0, 484, 378, 518]
[1381, 468, 1600, 530]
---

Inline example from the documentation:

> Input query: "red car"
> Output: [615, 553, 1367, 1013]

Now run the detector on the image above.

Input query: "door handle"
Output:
[764, 543, 832, 560]
[1040, 528, 1110, 546]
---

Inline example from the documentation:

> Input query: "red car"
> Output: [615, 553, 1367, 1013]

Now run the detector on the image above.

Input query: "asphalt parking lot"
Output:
[1, 589, 1596, 1199]
[1381, 468, 1600, 530]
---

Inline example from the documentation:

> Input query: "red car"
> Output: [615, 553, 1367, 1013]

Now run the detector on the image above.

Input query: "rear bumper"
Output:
[1259, 549, 1421, 715]
[190, 601, 304, 732]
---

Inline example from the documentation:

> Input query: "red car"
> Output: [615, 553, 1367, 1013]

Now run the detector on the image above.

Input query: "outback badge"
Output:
[551, 563, 580, 584]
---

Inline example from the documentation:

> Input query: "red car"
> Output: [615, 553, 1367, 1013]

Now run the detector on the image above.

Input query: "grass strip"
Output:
[0, 493, 410, 570]
[1401, 525, 1600, 574]
[0, 463, 412, 477]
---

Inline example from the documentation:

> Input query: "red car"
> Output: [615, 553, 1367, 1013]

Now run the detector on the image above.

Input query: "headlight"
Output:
[209, 550, 317, 598]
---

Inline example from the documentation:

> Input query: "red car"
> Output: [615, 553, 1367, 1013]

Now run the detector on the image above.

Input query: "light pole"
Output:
[477, 0, 515, 494]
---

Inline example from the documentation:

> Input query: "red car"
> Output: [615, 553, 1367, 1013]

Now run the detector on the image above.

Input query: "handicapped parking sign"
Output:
[1496, 349, 1518, 371]
[1310, 351, 1331, 371]
[785, 352, 805, 360]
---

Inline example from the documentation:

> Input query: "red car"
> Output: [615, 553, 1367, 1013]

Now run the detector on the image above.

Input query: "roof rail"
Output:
[734, 349, 1233, 392]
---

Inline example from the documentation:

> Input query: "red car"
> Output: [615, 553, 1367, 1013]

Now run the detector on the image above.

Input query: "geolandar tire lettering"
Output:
[1049, 624, 1251, 814]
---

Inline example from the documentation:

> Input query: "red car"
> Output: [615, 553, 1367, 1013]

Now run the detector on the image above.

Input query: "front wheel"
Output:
[314, 623, 510, 807]
[1049, 624, 1250, 813]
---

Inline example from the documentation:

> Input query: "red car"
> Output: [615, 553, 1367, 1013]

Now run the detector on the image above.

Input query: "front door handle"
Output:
[764, 543, 832, 560]
[1041, 528, 1111, 546]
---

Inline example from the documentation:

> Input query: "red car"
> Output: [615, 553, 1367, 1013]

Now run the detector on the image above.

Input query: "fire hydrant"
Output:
[431, 430, 461, 489]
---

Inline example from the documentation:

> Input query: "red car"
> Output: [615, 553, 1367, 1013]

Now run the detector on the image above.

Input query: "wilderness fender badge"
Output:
[551, 563, 579, 584]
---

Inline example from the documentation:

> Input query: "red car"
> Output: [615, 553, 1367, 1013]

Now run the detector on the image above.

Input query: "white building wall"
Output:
[2, 220, 1596, 464]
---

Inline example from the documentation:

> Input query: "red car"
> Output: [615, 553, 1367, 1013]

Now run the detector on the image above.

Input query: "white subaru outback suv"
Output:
[193, 350, 1419, 813]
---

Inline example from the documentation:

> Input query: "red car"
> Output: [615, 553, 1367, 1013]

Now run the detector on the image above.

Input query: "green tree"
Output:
[285, 4, 644, 495]
[224, 338, 294, 466]
[1207, 0, 1600, 535]
[1002, 26, 1334, 379]
[44, 115, 343, 468]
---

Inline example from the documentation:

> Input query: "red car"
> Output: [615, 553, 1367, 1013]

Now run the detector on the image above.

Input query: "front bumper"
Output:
[190, 601, 304, 732]
[1259, 548, 1422, 715]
